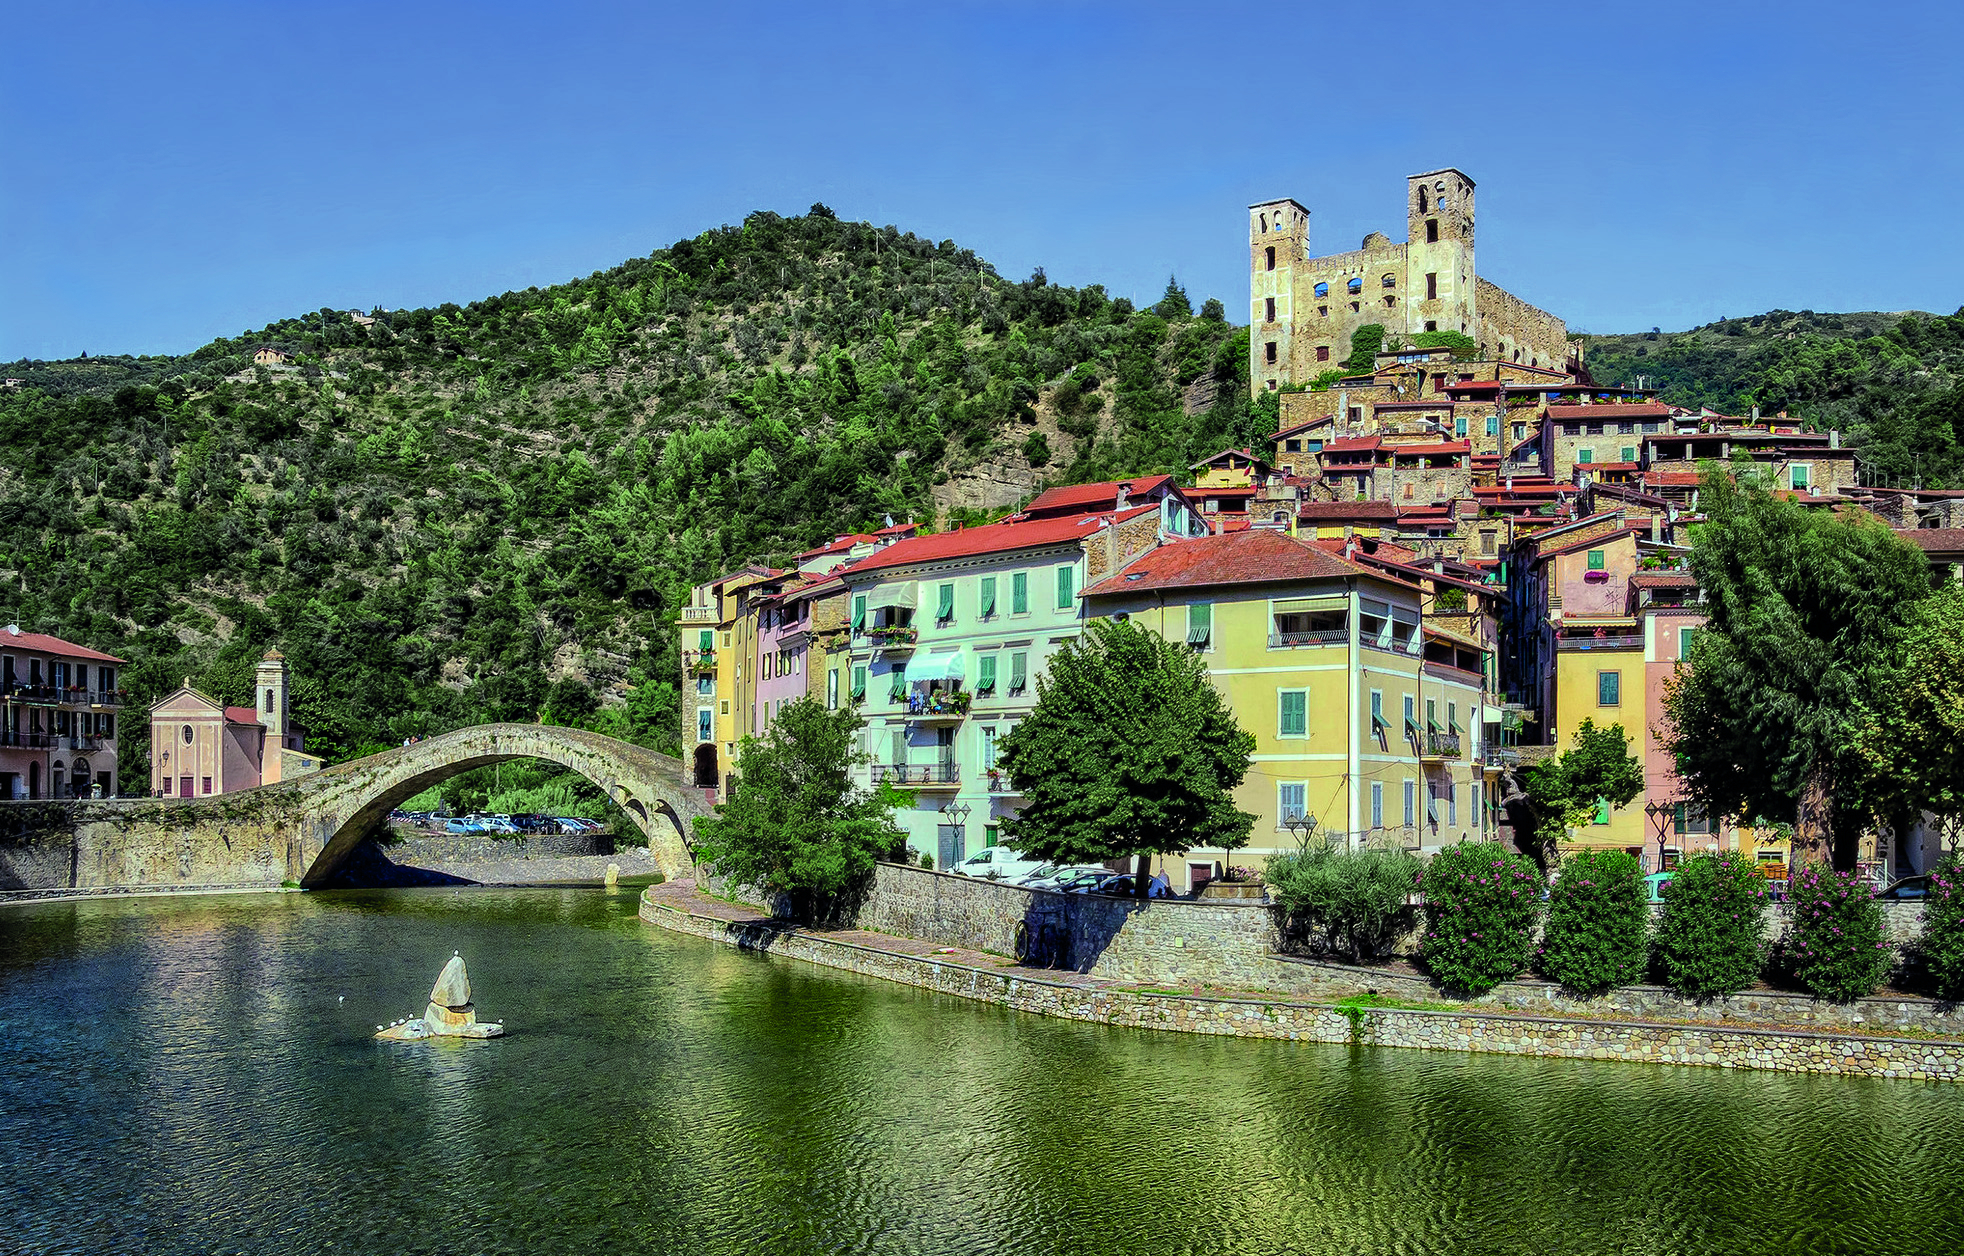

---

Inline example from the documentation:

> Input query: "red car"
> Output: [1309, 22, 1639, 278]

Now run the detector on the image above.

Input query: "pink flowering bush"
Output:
[1918, 863, 1964, 1002]
[1784, 864, 1890, 1002]
[1537, 848, 1649, 996]
[1418, 841, 1543, 996]
[1655, 853, 1767, 1000]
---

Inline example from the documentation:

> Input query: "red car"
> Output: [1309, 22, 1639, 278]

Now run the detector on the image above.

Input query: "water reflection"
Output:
[0, 888, 1960, 1255]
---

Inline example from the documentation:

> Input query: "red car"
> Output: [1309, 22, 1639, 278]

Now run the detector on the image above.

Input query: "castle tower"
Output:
[1248, 198, 1308, 392]
[1405, 169, 1477, 340]
[255, 650, 289, 782]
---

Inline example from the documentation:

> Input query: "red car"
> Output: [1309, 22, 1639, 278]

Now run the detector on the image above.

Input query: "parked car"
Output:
[1076, 873, 1174, 899]
[949, 846, 1047, 881]
[1875, 875, 1932, 901]
[444, 818, 485, 835]
[1022, 865, 1113, 893]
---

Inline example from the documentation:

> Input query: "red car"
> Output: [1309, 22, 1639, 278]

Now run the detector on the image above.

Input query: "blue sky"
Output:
[4, 1, 1960, 360]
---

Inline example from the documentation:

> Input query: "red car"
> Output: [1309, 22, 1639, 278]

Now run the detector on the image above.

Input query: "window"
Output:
[1487, 413, 1499, 436]
[1264, 297, 1276, 323]
[1371, 781, 1384, 829]
[1347, 277, 1362, 294]
[1448, 702, 1460, 734]
[1011, 572, 1029, 615]
[1403, 778, 1416, 827]
[1513, 424, 1526, 441]
[1679, 626, 1696, 657]
[1315, 345, 1330, 362]
[1425, 697, 1438, 733]
[1790, 464, 1811, 490]
[697, 708, 713, 741]
[1620, 446, 1636, 462]
[985, 824, 999, 846]
[982, 726, 998, 770]
[889, 663, 908, 702]
[1426, 273, 1438, 300]
[977, 654, 998, 695]
[936, 582, 955, 626]
[1278, 782, 1307, 826]
[1597, 670, 1621, 706]
[1370, 689, 1386, 734]
[162, 776, 173, 795]
[696, 676, 714, 696]
[1265, 246, 1275, 271]
[979, 576, 997, 619]
[891, 727, 908, 766]
[1577, 447, 1595, 465]
[1009, 651, 1028, 695]
[851, 667, 866, 701]
[1673, 802, 1711, 835]
[1265, 341, 1278, 365]
[720, 700, 730, 715]
[1313, 281, 1328, 298]
[1586, 549, 1605, 571]
[202, 777, 212, 795]
[1426, 218, 1439, 243]
[1417, 187, 1428, 213]
[1403, 693, 1418, 737]
[1381, 274, 1395, 288]
[1278, 689, 1307, 738]
[1448, 784, 1458, 827]
[1472, 782, 1483, 831]
[1455, 415, 1467, 438]
[1285, 438, 1302, 452]
[852, 595, 867, 632]
[1055, 565, 1075, 610]
[1186, 602, 1212, 650]
[826, 669, 839, 709]
[1481, 530, 1497, 555]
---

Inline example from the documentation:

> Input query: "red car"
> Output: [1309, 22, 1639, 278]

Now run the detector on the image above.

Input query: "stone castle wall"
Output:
[1475, 278, 1570, 369]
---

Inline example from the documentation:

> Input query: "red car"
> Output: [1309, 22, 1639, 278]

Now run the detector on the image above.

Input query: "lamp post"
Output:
[1283, 812, 1319, 853]
[943, 800, 972, 868]
[1643, 799, 1673, 875]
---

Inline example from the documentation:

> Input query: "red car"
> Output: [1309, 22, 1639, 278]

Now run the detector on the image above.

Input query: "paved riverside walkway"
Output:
[643, 878, 1116, 990]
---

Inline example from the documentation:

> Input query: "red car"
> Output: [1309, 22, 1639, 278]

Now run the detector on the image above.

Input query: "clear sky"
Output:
[4, 1, 1960, 361]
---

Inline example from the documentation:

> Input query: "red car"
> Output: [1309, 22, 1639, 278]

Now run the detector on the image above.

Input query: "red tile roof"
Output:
[797, 534, 878, 560]
[1581, 461, 1641, 471]
[1268, 415, 1337, 442]
[1630, 571, 1697, 588]
[1297, 500, 1399, 521]
[873, 522, 919, 538]
[1642, 471, 1704, 486]
[1548, 402, 1673, 420]
[839, 505, 1158, 576]
[1082, 529, 1372, 597]
[1904, 528, 1964, 553]
[1321, 436, 1383, 453]
[0, 628, 124, 663]
[224, 706, 263, 727]
[1447, 380, 1503, 392]
[1388, 441, 1470, 457]
[1023, 475, 1173, 517]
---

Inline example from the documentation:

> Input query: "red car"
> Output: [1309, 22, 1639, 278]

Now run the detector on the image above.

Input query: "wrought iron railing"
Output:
[873, 763, 959, 786]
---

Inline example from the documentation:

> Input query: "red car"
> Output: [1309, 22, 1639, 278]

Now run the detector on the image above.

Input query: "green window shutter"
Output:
[889, 663, 908, 701]
[1487, 413, 1498, 435]
[1056, 565, 1074, 610]
[851, 667, 866, 700]
[1791, 464, 1810, 489]
[1679, 626, 1695, 657]
[980, 576, 997, 618]
[937, 583, 955, 624]
[1011, 572, 1029, 614]
[1010, 651, 1027, 692]
[1621, 446, 1636, 462]
[1280, 691, 1307, 737]
[1587, 549, 1605, 571]
[978, 655, 997, 692]
[698, 630, 714, 652]
[852, 595, 867, 631]
[1186, 601, 1212, 647]
[1598, 670, 1620, 705]
[1578, 448, 1594, 465]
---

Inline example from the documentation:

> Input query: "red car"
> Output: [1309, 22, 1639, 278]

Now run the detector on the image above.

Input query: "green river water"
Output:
[1, 886, 1960, 1255]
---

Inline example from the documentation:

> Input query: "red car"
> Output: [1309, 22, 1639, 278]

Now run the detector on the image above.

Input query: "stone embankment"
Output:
[644, 867, 1964, 1082]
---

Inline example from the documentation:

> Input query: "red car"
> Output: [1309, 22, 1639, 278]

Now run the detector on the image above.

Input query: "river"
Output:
[1, 887, 1959, 1255]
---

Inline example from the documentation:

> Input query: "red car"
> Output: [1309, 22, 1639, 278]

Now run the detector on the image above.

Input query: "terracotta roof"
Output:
[1631, 571, 1697, 588]
[1548, 402, 1673, 420]
[839, 505, 1157, 576]
[223, 706, 263, 727]
[1581, 461, 1641, 471]
[1190, 448, 1265, 470]
[872, 522, 919, 538]
[1082, 529, 1372, 597]
[1321, 436, 1383, 453]
[797, 534, 878, 560]
[1446, 380, 1503, 392]
[0, 628, 124, 663]
[1268, 415, 1337, 442]
[1023, 475, 1173, 517]
[1297, 500, 1399, 521]
[1642, 471, 1704, 486]
[1904, 528, 1964, 553]
[1388, 441, 1470, 457]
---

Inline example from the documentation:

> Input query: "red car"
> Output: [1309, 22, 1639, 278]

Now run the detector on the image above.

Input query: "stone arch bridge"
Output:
[0, 725, 711, 894]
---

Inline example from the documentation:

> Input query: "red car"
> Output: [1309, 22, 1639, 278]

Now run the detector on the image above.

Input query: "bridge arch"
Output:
[294, 724, 709, 887]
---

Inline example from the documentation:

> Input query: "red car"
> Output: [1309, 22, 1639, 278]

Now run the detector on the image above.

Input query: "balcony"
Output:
[685, 650, 717, 677]
[0, 731, 54, 749]
[873, 762, 959, 789]
[1269, 628, 1350, 649]
[1480, 746, 1520, 772]
[864, 625, 918, 654]
[61, 736, 106, 753]
[87, 689, 125, 709]
[4, 684, 60, 706]
[680, 606, 719, 624]
[906, 689, 971, 724]
[986, 768, 1021, 797]
[1420, 731, 1462, 761]
[1554, 635, 1643, 651]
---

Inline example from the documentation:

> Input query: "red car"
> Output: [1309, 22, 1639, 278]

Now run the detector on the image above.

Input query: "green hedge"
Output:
[1417, 842, 1543, 996]
[1920, 863, 1964, 1001]
[1784, 864, 1891, 1001]
[1265, 844, 1421, 961]
[1655, 853, 1768, 1000]
[1538, 848, 1649, 996]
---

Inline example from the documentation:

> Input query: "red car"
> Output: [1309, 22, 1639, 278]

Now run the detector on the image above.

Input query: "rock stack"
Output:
[375, 954, 504, 1040]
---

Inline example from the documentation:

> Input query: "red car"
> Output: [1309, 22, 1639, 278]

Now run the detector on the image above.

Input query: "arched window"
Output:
[1259, 213, 1268, 233]
[1347, 277, 1363, 294]
[1381, 274, 1396, 288]
[1417, 187, 1428, 213]
[1313, 281, 1329, 298]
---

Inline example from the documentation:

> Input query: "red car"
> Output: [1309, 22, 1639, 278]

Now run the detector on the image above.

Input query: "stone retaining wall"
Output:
[388, 828, 617, 864]
[641, 891, 1964, 1082]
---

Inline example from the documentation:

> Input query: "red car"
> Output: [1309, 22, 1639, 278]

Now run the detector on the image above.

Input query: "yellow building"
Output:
[1083, 529, 1491, 891]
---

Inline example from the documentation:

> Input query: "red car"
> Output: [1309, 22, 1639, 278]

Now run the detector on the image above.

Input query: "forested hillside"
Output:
[0, 206, 1264, 794]
[1582, 307, 1964, 488]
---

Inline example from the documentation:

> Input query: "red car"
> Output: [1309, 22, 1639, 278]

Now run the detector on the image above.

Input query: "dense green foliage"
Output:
[1920, 864, 1964, 1001]
[1417, 842, 1542, 996]
[0, 208, 1261, 793]
[1584, 308, 1964, 488]
[1517, 719, 1644, 862]
[1537, 848, 1650, 996]
[1654, 853, 1768, 1000]
[1858, 583, 1964, 846]
[1782, 864, 1891, 1002]
[998, 619, 1254, 891]
[1264, 843, 1421, 961]
[690, 697, 907, 914]
[1341, 324, 1385, 373]
[1663, 471, 1935, 867]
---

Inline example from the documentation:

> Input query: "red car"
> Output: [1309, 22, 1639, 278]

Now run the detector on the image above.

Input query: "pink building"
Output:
[753, 575, 817, 735]
[147, 650, 319, 797]
[0, 625, 125, 799]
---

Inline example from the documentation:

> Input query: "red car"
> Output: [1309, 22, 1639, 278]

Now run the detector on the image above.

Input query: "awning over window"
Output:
[911, 652, 965, 684]
[866, 582, 917, 610]
[1272, 596, 1348, 615]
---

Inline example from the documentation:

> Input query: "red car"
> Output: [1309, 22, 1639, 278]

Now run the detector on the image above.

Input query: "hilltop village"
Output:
[683, 169, 1964, 893]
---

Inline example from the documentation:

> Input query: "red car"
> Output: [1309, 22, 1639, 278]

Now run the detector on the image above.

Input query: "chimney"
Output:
[1116, 481, 1132, 510]
[1830, 429, 1841, 449]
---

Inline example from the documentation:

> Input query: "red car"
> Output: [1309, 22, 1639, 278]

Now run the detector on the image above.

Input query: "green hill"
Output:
[1581, 307, 1964, 487]
[0, 206, 1263, 790]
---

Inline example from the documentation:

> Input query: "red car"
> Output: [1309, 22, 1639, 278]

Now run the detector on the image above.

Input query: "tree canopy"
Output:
[998, 619, 1254, 893]
[1515, 719, 1644, 862]
[1662, 470, 1934, 867]
[1857, 582, 1964, 856]
[689, 697, 908, 915]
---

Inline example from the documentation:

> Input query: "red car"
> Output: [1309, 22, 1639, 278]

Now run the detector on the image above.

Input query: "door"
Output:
[937, 824, 965, 873]
[180, 775, 193, 799]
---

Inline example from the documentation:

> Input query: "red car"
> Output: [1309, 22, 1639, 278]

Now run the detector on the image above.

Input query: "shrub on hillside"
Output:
[1654, 853, 1768, 1000]
[1417, 842, 1543, 996]
[1918, 863, 1964, 1001]
[1265, 844, 1421, 961]
[1784, 864, 1891, 1001]
[1537, 848, 1649, 996]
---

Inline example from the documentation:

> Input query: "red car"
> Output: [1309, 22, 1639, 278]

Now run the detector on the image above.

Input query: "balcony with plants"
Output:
[906, 684, 971, 723]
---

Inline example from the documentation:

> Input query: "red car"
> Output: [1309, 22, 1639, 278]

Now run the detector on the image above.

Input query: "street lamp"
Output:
[1283, 812, 1318, 852]
[942, 801, 972, 866]
[1643, 799, 1673, 874]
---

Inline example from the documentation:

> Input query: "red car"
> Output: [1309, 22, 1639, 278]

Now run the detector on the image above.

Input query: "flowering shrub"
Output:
[1537, 848, 1648, 996]
[1920, 864, 1964, 1001]
[1784, 864, 1891, 1002]
[1265, 846, 1420, 960]
[1655, 853, 1768, 1000]
[1417, 841, 1542, 996]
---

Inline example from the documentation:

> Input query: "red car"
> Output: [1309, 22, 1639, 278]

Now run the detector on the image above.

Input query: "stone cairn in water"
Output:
[375, 953, 504, 1041]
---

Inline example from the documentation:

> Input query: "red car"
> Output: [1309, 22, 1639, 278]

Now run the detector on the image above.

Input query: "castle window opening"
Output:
[1348, 407, 1362, 422]
[1266, 380, 1277, 390]
[1425, 320, 1437, 333]
[1265, 247, 1276, 271]
[1426, 219, 1439, 243]
[1425, 273, 1438, 300]
[1349, 302, 1360, 313]
[1265, 341, 1278, 364]
[1417, 187, 1429, 213]
[1260, 213, 1268, 232]
[1381, 274, 1396, 288]
[1316, 346, 1330, 362]
[1314, 281, 1328, 298]
[1265, 297, 1276, 323]
[1385, 297, 1396, 308]
[1318, 306, 1329, 317]
[1347, 277, 1362, 294]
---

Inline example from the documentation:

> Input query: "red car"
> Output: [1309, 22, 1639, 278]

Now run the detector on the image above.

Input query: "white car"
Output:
[949, 846, 1047, 882]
